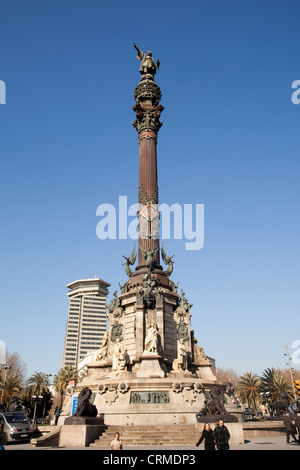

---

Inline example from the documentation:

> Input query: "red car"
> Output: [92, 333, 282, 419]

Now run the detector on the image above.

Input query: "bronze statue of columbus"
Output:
[134, 43, 160, 77]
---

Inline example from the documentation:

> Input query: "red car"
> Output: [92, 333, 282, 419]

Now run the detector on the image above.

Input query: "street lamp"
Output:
[260, 391, 271, 414]
[284, 344, 297, 402]
[0, 366, 12, 405]
[42, 374, 52, 419]
[31, 395, 43, 428]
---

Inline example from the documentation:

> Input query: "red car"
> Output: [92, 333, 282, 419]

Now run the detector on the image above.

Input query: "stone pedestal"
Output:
[197, 414, 238, 423]
[64, 416, 104, 426]
[58, 424, 105, 447]
[135, 354, 166, 378]
[64, 278, 232, 427]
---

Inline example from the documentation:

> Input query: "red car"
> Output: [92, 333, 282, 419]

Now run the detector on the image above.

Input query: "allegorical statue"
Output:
[172, 339, 188, 372]
[95, 331, 108, 362]
[134, 43, 160, 77]
[144, 321, 159, 354]
[109, 338, 127, 372]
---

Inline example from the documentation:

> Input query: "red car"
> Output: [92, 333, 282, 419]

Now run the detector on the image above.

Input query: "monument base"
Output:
[64, 416, 104, 426]
[65, 370, 242, 427]
[197, 414, 238, 423]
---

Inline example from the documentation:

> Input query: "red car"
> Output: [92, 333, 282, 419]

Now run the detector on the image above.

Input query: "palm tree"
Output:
[236, 372, 262, 415]
[53, 366, 78, 407]
[26, 372, 50, 397]
[26, 372, 51, 418]
[261, 368, 294, 402]
[0, 372, 22, 408]
[261, 367, 276, 387]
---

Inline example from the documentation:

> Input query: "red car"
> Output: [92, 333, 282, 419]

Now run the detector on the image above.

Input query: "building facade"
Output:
[62, 278, 110, 369]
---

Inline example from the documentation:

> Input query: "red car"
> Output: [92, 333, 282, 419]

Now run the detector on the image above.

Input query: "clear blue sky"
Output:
[0, 0, 299, 380]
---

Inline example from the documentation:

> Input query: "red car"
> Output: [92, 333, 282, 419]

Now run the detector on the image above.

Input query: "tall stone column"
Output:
[132, 75, 164, 272]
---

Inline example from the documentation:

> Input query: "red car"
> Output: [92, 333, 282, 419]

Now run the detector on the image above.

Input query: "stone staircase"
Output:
[90, 425, 198, 447]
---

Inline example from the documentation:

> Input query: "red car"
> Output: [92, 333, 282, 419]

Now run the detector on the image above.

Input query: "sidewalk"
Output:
[4, 436, 300, 451]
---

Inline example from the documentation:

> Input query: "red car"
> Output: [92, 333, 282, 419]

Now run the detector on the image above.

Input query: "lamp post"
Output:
[259, 391, 270, 415]
[284, 344, 297, 402]
[0, 366, 11, 405]
[31, 395, 43, 429]
[42, 374, 52, 419]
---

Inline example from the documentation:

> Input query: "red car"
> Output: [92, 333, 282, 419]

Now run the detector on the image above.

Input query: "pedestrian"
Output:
[196, 423, 216, 450]
[0, 423, 7, 450]
[54, 405, 62, 425]
[110, 431, 123, 450]
[283, 413, 298, 444]
[294, 413, 300, 444]
[213, 419, 230, 450]
[196, 400, 208, 422]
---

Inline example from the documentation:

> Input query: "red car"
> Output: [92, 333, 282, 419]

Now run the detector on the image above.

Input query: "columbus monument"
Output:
[70, 45, 239, 426]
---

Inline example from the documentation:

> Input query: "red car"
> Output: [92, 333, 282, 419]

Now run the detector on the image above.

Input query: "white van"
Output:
[0, 412, 34, 443]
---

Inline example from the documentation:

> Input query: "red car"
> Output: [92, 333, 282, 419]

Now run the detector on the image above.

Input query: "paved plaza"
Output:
[3, 436, 300, 451]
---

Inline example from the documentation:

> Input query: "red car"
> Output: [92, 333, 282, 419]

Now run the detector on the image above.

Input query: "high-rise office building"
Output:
[62, 278, 110, 369]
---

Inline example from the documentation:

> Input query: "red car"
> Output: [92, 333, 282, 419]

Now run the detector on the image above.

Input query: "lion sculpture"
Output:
[207, 385, 227, 415]
[269, 392, 290, 417]
[73, 387, 97, 417]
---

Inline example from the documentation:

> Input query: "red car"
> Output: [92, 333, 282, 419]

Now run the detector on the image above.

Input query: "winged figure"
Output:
[139, 245, 159, 270]
[161, 242, 175, 277]
[122, 243, 137, 277]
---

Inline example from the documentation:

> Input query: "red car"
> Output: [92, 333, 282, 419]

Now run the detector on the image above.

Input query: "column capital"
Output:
[132, 78, 164, 136]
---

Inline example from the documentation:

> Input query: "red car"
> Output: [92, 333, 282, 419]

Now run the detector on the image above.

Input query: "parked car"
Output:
[36, 416, 50, 425]
[243, 408, 256, 421]
[0, 412, 34, 443]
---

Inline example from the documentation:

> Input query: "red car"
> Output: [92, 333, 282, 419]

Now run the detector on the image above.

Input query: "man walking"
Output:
[283, 413, 298, 444]
[294, 413, 300, 444]
[213, 419, 230, 450]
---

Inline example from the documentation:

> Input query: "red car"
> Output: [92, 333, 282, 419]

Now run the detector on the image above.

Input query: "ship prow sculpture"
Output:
[70, 45, 240, 425]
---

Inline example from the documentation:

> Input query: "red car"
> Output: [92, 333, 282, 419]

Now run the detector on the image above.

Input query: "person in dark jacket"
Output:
[196, 423, 216, 450]
[54, 405, 62, 425]
[213, 419, 230, 450]
[294, 413, 300, 444]
[0, 423, 7, 450]
[283, 413, 298, 444]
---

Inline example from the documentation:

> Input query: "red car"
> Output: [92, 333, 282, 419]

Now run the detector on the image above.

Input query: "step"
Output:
[91, 440, 196, 446]
[93, 434, 196, 439]
[98, 426, 196, 429]
[92, 440, 196, 446]
[93, 436, 196, 441]
[91, 424, 199, 447]
[90, 425, 199, 447]
[96, 427, 197, 432]
[96, 432, 196, 436]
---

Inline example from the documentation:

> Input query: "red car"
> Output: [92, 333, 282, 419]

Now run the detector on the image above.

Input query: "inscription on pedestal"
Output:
[130, 391, 170, 404]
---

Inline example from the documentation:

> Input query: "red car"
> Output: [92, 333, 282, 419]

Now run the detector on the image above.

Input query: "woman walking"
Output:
[0, 423, 7, 450]
[196, 423, 216, 450]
